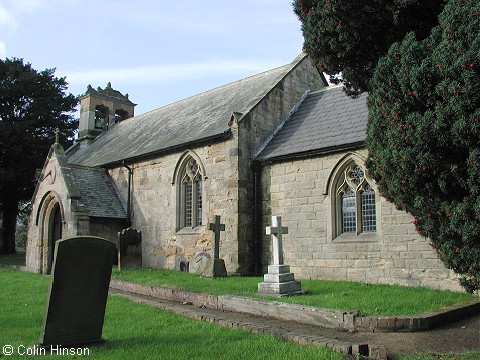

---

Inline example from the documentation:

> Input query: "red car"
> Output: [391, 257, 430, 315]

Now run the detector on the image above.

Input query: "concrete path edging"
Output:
[109, 279, 480, 333]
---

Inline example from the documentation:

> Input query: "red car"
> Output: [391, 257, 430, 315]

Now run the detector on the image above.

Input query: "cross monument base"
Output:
[258, 264, 302, 296]
[203, 258, 227, 278]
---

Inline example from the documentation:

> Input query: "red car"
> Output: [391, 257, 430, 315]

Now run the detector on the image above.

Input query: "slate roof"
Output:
[62, 166, 127, 219]
[67, 55, 307, 167]
[255, 85, 368, 161]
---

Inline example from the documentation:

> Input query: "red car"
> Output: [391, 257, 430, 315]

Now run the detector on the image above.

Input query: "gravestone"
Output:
[258, 216, 302, 295]
[39, 236, 116, 346]
[117, 228, 142, 270]
[205, 215, 227, 277]
[192, 252, 212, 274]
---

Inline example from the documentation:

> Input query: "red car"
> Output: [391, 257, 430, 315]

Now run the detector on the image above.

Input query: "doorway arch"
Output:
[47, 202, 63, 273]
[37, 191, 65, 274]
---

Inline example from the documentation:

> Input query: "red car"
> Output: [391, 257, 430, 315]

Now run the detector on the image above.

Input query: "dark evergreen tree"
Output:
[0, 58, 78, 254]
[366, 0, 480, 292]
[293, 0, 445, 94]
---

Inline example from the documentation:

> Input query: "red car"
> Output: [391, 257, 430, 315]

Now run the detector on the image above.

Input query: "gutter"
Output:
[256, 141, 366, 165]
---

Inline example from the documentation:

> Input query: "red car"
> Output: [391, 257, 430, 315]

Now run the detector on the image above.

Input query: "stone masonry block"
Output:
[263, 272, 295, 283]
[267, 264, 290, 274]
[258, 280, 301, 294]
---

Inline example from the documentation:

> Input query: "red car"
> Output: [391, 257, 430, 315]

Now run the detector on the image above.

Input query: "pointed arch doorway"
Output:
[37, 192, 65, 274]
[47, 202, 63, 274]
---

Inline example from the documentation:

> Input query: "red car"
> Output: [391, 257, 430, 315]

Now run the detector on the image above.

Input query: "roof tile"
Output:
[256, 86, 367, 161]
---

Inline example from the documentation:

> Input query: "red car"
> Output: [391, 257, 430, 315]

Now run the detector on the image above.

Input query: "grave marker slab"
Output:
[117, 228, 142, 270]
[39, 236, 116, 346]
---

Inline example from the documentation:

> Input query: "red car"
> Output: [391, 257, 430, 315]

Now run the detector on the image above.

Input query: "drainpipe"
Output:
[253, 161, 262, 276]
[122, 161, 132, 226]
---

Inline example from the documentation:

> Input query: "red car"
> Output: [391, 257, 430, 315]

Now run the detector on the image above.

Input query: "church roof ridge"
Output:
[67, 54, 308, 167]
[128, 59, 301, 121]
[308, 83, 344, 95]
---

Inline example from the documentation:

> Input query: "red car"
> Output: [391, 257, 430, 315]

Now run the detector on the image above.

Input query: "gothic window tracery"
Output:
[335, 163, 377, 236]
[180, 158, 203, 228]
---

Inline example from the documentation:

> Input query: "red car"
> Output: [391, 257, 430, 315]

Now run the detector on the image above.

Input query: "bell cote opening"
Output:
[77, 82, 136, 144]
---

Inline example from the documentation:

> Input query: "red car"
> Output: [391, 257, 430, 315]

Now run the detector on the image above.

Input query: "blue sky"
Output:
[0, 0, 305, 115]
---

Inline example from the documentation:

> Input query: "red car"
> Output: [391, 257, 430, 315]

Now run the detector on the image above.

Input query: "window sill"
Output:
[176, 226, 205, 235]
[333, 232, 379, 243]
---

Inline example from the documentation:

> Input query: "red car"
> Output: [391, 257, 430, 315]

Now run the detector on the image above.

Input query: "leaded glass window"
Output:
[180, 158, 203, 228]
[361, 184, 377, 232]
[336, 163, 377, 236]
[342, 187, 356, 233]
[195, 180, 202, 227]
[184, 181, 193, 227]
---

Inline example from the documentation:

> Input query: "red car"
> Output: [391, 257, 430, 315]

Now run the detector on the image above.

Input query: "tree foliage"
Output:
[293, 0, 445, 94]
[366, 0, 480, 292]
[0, 58, 78, 253]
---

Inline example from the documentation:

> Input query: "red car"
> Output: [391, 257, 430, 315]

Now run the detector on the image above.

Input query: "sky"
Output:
[0, 0, 305, 116]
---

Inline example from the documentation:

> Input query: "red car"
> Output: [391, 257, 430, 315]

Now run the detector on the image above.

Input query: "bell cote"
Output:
[78, 82, 136, 143]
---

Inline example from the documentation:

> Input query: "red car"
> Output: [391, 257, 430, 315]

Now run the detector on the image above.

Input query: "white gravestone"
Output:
[258, 216, 302, 295]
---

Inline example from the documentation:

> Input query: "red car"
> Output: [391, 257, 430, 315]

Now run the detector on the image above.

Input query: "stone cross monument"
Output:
[207, 215, 227, 277]
[266, 215, 288, 265]
[258, 216, 302, 295]
[209, 215, 225, 259]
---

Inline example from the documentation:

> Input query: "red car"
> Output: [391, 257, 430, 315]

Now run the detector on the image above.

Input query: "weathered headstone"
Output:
[117, 228, 142, 270]
[192, 252, 212, 274]
[258, 216, 302, 295]
[206, 215, 227, 277]
[39, 236, 116, 346]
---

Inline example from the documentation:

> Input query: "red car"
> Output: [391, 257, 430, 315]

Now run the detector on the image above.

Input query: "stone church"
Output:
[26, 54, 461, 291]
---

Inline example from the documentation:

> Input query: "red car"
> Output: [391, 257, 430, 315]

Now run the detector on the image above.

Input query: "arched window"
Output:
[335, 163, 377, 236]
[176, 155, 204, 229]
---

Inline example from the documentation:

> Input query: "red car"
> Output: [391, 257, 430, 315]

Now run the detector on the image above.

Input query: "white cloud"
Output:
[63, 58, 286, 86]
[11, 0, 45, 13]
[0, 0, 47, 58]
[0, 5, 17, 29]
[0, 0, 47, 30]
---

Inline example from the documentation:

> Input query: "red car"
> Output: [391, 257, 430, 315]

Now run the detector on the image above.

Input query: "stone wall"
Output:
[89, 219, 126, 245]
[107, 139, 243, 274]
[260, 148, 462, 291]
[235, 56, 327, 273]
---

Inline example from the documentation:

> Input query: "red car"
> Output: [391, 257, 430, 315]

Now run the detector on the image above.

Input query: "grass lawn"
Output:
[0, 268, 343, 360]
[111, 268, 476, 316]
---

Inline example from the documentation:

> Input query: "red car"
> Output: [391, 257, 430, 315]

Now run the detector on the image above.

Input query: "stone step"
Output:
[258, 279, 302, 294]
